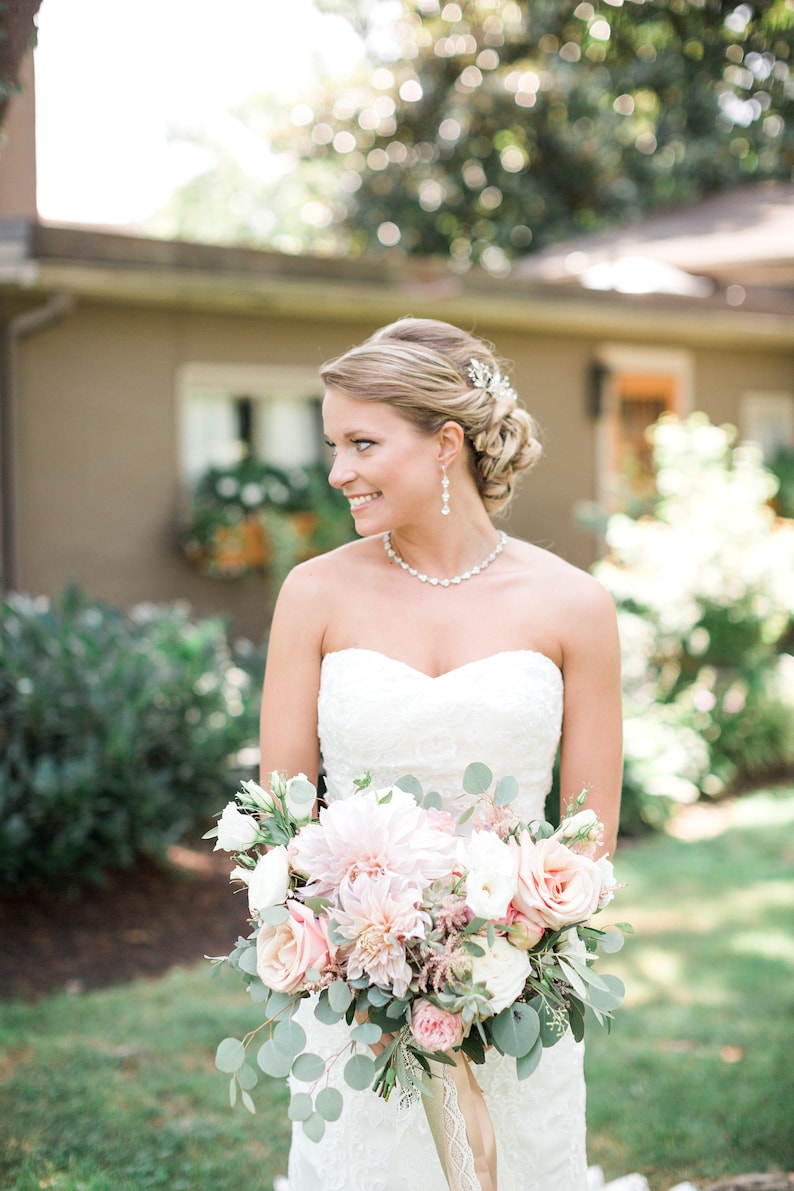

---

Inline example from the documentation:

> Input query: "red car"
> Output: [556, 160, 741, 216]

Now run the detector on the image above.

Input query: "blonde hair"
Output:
[320, 317, 541, 514]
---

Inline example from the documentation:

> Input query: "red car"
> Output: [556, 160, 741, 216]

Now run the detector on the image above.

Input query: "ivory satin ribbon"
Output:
[422, 1052, 498, 1191]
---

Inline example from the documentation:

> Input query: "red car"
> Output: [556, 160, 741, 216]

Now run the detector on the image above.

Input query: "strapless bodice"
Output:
[317, 647, 563, 825]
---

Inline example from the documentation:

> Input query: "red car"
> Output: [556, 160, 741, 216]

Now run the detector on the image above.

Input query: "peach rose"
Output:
[256, 900, 332, 994]
[504, 904, 546, 950]
[513, 833, 601, 930]
[410, 999, 465, 1052]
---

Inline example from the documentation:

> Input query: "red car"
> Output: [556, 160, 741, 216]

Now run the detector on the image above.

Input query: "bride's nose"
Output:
[328, 452, 356, 489]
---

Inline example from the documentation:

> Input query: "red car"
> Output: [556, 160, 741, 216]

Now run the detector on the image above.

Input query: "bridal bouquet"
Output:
[206, 765, 628, 1188]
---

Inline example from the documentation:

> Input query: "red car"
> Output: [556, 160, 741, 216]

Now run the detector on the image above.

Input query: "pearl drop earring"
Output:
[441, 465, 450, 516]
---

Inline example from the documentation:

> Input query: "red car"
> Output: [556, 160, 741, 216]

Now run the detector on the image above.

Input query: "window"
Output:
[176, 364, 323, 492]
[740, 391, 794, 460]
[592, 346, 693, 512]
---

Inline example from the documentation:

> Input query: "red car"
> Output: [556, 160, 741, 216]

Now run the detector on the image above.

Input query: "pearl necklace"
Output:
[383, 530, 508, 587]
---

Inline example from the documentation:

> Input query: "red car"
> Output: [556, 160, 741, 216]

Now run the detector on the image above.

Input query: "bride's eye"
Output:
[353, 439, 374, 451]
[323, 438, 338, 457]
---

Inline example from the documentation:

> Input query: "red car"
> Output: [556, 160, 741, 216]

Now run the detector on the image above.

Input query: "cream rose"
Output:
[463, 830, 519, 920]
[514, 833, 601, 930]
[469, 935, 531, 1015]
[255, 900, 332, 994]
[410, 999, 465, 1052]
[247, 845, 290, 916]
[214, 802, 259, 852]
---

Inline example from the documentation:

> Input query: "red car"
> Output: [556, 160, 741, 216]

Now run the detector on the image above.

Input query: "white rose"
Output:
[554, 808, 600, 843]
[214, 802, 260, 852]
[239, 779, 275, 812]
[595, 856, 618, 909]
[469, 935, 531, 1015]
[248, 846, 290, 917]
[463, 831, 518, 920]
[284, 774, 317, 823]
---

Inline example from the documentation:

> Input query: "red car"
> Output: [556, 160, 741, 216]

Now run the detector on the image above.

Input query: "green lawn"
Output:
[1, 786, 792, 1191]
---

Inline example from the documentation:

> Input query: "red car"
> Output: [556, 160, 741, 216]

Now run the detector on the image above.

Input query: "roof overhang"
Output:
[1, 219, 793, 350]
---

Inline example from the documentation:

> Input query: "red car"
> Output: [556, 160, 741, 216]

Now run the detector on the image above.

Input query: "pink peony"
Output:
[333, 873, 430, 998]
[410, 999, 465, 1052]
[513, 833, 601, 930]
[256, 900, 332, 994]
[290, 787, 458, 900]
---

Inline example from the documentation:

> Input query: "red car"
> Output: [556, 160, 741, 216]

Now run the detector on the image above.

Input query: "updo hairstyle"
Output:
[320, 317, 542, 515]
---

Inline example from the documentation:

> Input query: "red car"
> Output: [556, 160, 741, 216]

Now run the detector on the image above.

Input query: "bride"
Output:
[259, 317, 623, 1191]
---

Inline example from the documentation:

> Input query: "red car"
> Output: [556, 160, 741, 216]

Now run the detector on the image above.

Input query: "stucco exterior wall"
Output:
[15, 300, 794, 640]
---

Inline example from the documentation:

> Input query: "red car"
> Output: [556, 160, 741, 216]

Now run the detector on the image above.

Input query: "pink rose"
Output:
[513, 834, 601, 930]
[410, 998, 465, 1052]
[256, 900, 332, 994]
[504, 904, 546, 950]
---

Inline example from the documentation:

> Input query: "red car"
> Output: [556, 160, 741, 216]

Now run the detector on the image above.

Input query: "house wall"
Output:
[16, 299, 794, 641]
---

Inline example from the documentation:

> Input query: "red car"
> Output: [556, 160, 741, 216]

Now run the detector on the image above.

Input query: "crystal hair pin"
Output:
[468, 358, 518, 407]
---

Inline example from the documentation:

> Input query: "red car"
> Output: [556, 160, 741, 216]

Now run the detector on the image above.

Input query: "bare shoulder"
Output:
[508, 537, 617, 636]
[272, 537, 381, 636]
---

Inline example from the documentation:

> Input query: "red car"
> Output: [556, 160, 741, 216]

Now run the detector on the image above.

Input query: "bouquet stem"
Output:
[422, 1052, 498, 1191]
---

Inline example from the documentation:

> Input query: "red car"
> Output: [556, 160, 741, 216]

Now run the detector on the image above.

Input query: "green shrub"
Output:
[595, 415, 794, 831]
[0, 585, 264, 890]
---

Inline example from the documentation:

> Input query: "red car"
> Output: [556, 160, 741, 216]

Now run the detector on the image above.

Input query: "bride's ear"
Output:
[437, 421, 465, 467]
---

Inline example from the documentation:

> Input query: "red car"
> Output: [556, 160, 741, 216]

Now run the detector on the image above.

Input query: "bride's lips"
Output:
[347, 492, 382, 511]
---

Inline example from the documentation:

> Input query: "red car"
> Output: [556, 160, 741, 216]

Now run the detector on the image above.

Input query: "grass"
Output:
[1, 785, 792, 1191]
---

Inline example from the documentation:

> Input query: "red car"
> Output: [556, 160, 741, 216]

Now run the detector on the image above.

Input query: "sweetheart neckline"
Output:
[321, 646, 561, 682]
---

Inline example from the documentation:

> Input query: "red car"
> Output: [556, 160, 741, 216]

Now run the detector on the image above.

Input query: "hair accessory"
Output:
[382, 530, 508, 587]
[468, 359, 518, 409]
[441, 464, 450, 517]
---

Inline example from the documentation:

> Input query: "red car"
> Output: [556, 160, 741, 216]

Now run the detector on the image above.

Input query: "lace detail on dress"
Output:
[285, 648, 587, 1191]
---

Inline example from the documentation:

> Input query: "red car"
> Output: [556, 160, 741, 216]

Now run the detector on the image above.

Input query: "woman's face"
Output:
[322, 387, 440, 535]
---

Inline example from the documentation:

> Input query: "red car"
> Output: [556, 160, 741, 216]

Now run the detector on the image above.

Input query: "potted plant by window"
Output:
[181, 460, 354, 583]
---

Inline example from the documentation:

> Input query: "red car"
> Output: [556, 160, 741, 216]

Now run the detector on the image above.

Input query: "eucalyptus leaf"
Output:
[344, 1053, 376, 1091]
[288, 1092, 314, 1121]
[241, 1089, 256, 1115]
[267, 991, 297, 1019]
[422, 790, 443, 811]
[258, 904, 289, 926]
[292, 1052, 327, 1082]
[366, 986, 390, 1007]
[491, 1003, 540, 1058]
[229, 1075, 238, 1108]
[328, 980, 352, 1013]
[386, 998, 411, 1021]
[316, 1086, 344, 1122]
[274, 1019, 307, 1057]
[585, 973, 625, 1012]
[238, 1062, 258, 1091]
[463, 762, 493, 795]
[396, 773, 423, 800]
[556, 957, 589, 1000]
[462, 939, 486, 957]
[494, 775, 519, 807]
[256, 1039, 294, 1079]
[516, 1036, 544, 1081]
[314, 992, 345, 1025]
[351, 1021, 383, 1045]
[248, 978, 268, 1004]
[215, 1037, 246, 1073]
[238, 945, 260, 975]
[599, 930, 625, 954]
[303, 1112, 326, 1142]
[288, 778, 315, 805]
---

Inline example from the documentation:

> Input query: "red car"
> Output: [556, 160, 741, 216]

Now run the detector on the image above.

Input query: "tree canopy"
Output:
[156, 0, 794, 266]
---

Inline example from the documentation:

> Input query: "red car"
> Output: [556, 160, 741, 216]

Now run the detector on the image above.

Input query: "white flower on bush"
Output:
[248, 846, 290, 917]
[214, 802, 259, 852]
[462, 830, 519, 919]
[469, 934, 531, 1015]
[554, 808, 601, 850]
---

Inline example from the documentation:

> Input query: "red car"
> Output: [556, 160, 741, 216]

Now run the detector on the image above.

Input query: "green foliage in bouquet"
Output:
[595, 414, 794, 832]
[181, 460, 355, 583]
[0, 584, 264, 890]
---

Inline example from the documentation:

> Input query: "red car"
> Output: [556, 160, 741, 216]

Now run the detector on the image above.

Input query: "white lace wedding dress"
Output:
[285, 647, 588, 1191]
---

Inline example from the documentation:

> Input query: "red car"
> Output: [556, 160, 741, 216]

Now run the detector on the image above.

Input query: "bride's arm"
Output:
[558, 575, 623, 858]
[259, 561, 327, 788]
